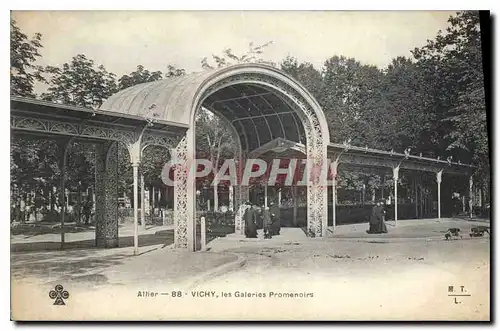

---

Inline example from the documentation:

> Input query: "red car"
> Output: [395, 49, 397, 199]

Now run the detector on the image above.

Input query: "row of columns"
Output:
[329, 163, 475, 233]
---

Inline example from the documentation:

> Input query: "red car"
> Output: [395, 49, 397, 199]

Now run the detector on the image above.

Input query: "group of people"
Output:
[11, 195, 94, 225]
[367, 200, 388, 234]
[243, 201, 281, 239]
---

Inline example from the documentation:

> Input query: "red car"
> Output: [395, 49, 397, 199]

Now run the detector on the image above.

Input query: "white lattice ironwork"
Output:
[199, 72, 328, 237]
[173, 136, 189, 248]
[11, 115, 137, 145]
[95, 141, 119, 248]
[141, 131, 180, 151]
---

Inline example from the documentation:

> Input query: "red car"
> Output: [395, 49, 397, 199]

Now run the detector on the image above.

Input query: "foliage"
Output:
[165, 65, 186, 78]
[411, 11, 488, 174]
[118, 65, 163, 90]
[41, 54, 117, 109]
[10, 19, 46, 97]
[195, 109, 235, 187]
[201, 41, 275, 69]
[118, 64, 186, 90]
[280, 56, 324, 101]
[10, 12, 490, 209]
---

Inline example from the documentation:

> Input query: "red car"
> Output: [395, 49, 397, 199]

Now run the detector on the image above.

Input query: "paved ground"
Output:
[11, 218, 490, 321]
[328, 217, 490, 239]
[198, 218, 490, 320]
[11, 223, 174, 252]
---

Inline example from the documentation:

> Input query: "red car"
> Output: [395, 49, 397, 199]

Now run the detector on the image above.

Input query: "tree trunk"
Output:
[50, 188, 55, 212]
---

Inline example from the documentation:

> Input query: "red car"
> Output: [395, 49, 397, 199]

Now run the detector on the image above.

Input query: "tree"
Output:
[118, 65, 163, 90]
[41, 54, 117, 109]
[320, 55, 385, 147]
[165, 65, 186, 78]
[374, 56, 432, 152]
[280, 56, 324, 101]
[10, 19, 46, 97]
[201, 41, 275, 69]
[195, 109, 235, 175]
[117, 64, 186, 91]
[411, 11, 488, 171]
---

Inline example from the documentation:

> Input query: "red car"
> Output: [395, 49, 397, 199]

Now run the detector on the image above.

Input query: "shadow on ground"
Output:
[11, 222, 97, 236]
[11, 230, 174, 253]
[11, 248, 133, 281]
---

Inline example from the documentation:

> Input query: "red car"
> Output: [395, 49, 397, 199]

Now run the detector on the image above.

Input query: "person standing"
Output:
[254, 204, 263, 229]
[14, 197, 21, 223]
[367, 202, 380, 234]
[262, 206, 272, 239]
[269, 201, 281, 236]
[19, 197, 26, 224]
[244, 203, 257, 238]
[377, 200, 388, 233]
[82, 199, 92, 225]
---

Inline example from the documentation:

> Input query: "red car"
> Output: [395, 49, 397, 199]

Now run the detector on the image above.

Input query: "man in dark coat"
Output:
[244, 203, 257, 238]
[254, 204, 263, 229]
[367, 202, 381, 234]
[262, 206, 272, 239]
[269, 201, 281, 236]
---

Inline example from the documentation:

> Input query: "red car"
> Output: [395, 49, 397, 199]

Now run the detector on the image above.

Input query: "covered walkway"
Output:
[11, 63, 479, 254]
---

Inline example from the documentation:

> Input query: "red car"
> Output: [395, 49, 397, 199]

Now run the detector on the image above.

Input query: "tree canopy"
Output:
[10, 11, 490, 209]
[10, 20, 46, 97]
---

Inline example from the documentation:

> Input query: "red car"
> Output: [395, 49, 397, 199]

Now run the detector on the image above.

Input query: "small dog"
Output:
[444, 228, 462, 240]
[470, 226, 490, 237]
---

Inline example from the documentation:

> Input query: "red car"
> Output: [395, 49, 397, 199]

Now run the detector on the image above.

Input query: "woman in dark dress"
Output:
[244, 203, 258, 238]
[377, 201, 388, 233]
[367, 202, 381, 234]
[269, 202, 281, 236]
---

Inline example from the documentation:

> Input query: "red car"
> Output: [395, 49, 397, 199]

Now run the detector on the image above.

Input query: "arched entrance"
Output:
[101, 64, 331, 252]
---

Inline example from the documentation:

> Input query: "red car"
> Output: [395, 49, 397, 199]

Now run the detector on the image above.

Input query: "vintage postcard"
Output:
[10, 10, 490, 321]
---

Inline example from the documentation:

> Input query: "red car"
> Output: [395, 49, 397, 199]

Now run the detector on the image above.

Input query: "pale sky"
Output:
[13, 10, 457, 82]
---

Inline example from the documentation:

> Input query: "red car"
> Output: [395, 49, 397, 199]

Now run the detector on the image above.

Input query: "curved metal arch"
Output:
[167, 64, 332, 250]
[140, 132, 178, 154]
[244, 84, 288, 141]
[191, 68, 329, 238]
[219, 88, 262, 148]
[207, 103, 250, 153]
[198, 79, 316, 150]
[227, 85, 274, 146]
[201, 106, 242, 160]
[194, 74, 329, 147]
[271, 90, 307, 144]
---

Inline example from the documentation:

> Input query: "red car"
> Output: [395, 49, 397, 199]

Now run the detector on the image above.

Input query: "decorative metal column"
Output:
[380, 174, 385, 201]
[293, 185, 298, 227]
[95, 141, 119, 248]
[414, 177, 418, 219]
[264, 182, 268, 208]
[229, 185, 234, 211]
[132, 163, 139, 254]
[469, 175, 474, 219]
[437, 170, 443, 220]
[140, 172, 146, 230]
[214, 184, 218, 212]
[393, 166, 400, 225]
[173, 128, 196, 251]
[331, 160, 338, 232]
[173, 135, 189, 249]
[58, 138, 74, 249]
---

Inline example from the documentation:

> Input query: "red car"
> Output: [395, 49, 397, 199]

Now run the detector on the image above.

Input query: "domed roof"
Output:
[100, 63, 329, 151]
[100, 70, 216, 126]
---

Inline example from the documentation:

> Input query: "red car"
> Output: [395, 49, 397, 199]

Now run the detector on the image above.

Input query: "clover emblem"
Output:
[49, 284, 69, 305]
